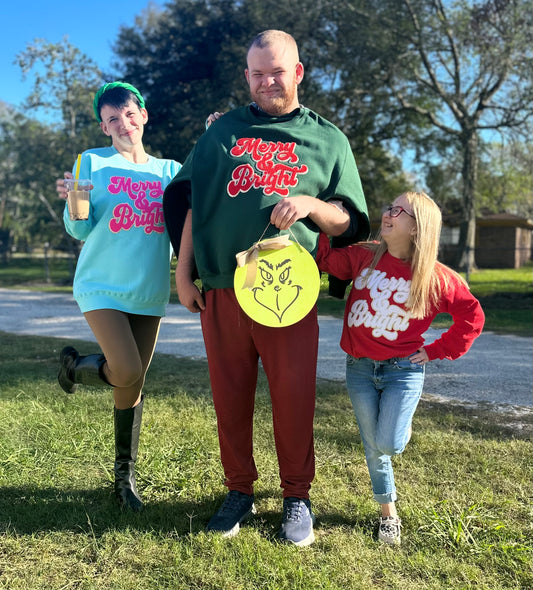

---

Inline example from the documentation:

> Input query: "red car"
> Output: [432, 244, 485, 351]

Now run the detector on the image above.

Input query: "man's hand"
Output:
[176, 276, 205, 313]
[270, 196, 314, 230]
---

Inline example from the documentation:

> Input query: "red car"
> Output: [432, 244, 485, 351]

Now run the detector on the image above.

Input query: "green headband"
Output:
[93, 82, 146, 122]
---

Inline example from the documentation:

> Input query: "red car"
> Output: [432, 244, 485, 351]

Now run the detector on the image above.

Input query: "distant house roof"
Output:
[476, 214, 533, 229]
[443, 213, 533, 229]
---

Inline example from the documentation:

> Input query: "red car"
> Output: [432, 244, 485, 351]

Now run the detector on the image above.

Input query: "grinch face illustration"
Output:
[251, 257, 302, 323]
[234, 242, 320, 328]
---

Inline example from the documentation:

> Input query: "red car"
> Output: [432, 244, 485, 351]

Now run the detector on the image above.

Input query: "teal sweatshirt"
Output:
[63, 146, 181, 315]
[164, 105, 369, 291]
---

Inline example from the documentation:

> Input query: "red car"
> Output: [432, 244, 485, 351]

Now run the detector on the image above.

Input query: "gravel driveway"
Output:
[1, 288, 531, 412]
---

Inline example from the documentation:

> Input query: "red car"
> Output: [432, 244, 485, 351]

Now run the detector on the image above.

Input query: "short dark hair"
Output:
[96, 87, 142, 118]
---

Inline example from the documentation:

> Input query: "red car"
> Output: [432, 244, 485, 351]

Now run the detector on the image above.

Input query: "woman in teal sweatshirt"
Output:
[57, 82, 180, 512]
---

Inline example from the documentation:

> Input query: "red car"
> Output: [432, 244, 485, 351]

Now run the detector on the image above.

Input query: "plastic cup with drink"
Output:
[65, 178, 92, 220]
[65, 154, 91, 220]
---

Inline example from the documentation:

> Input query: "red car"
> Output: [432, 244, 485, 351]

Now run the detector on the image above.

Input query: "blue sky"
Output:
[0, 0, 158, 116]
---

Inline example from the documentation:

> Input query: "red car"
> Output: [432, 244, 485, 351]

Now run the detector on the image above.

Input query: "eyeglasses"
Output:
[382, 205, 415, 219]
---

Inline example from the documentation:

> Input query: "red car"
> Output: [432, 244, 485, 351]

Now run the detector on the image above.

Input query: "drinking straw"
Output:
[74, 154, 82, 190]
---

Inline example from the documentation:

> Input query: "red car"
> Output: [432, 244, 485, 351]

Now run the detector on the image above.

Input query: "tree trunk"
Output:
[454, 131, 478, 276]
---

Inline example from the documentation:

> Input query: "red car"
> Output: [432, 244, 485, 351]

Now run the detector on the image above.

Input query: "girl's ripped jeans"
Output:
[346, 355, 425, 504]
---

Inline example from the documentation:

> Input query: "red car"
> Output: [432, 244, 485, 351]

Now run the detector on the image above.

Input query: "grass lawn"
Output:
[0, 331, 532, 590]
[0, 256, 531, 588]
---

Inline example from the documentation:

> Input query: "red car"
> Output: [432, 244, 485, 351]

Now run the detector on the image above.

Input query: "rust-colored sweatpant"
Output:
[200, 288, 318, 499]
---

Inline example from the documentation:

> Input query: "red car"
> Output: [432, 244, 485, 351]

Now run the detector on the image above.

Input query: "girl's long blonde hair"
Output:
[363, 191, 467, 319]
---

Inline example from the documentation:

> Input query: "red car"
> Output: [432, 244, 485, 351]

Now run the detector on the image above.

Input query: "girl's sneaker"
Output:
[378, 516, 402, 545]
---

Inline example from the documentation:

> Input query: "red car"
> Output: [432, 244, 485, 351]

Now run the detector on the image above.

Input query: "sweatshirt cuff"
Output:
[423, 343, 441, 361]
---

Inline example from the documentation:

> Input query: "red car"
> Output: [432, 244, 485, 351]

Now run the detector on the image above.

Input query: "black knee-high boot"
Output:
[58, 346, 111, 394]
[114, 396, 144, 512]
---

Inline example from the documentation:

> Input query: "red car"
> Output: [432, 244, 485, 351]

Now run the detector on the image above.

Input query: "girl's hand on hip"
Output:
[409, 348, 429, 366]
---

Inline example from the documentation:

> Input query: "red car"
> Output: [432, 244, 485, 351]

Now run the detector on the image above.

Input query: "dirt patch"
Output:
[420, 393, 533, 439]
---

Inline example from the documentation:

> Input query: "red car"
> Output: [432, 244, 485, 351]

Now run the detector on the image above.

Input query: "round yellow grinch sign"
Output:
[234, 237, 320, 327]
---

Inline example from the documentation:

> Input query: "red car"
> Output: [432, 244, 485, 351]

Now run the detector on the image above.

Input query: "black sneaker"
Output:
[278, 497, 316, 547]
[206, 491, 256, 538]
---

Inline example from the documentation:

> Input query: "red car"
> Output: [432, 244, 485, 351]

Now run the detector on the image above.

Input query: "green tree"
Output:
[113, 0, 408, 214]
[0, 111, 65, 251]
[112, 0, 247, 159]
[0, 39, 107, 258]
[477, 141, 533, 217]
[355, 0, 533, 269]
[15, 36, 103, 143]
[313, 0, 426, 217]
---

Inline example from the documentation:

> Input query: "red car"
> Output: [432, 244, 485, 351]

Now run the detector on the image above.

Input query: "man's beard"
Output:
[253, 84, 297, 116]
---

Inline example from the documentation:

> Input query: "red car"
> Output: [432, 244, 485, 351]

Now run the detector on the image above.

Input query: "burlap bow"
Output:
[235, 235, 292, 289]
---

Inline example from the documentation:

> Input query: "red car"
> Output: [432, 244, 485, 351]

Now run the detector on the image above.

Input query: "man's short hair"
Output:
[247, 30, 299, 60]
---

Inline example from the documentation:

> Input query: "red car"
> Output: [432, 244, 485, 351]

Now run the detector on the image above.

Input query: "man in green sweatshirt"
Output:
[163, 29, 369, 546]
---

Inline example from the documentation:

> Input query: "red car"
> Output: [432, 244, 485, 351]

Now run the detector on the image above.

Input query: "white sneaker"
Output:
[378, 516, 402, 545]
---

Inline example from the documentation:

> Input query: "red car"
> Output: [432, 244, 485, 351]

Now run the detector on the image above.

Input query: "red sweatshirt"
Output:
[316, 233, 485, 361]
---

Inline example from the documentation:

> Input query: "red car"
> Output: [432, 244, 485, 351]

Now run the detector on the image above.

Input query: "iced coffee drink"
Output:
[65, 179, 91, 220]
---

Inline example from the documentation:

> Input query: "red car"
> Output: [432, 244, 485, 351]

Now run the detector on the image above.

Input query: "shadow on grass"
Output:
[0, 485, 215, 537]
[0, 484, 375, 542]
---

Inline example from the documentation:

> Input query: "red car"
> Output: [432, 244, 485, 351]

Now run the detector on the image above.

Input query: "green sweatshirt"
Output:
[164, 105, 369, 291]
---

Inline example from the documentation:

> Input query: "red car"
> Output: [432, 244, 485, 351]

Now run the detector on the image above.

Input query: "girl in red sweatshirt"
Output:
[316, 191, 485, 545]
